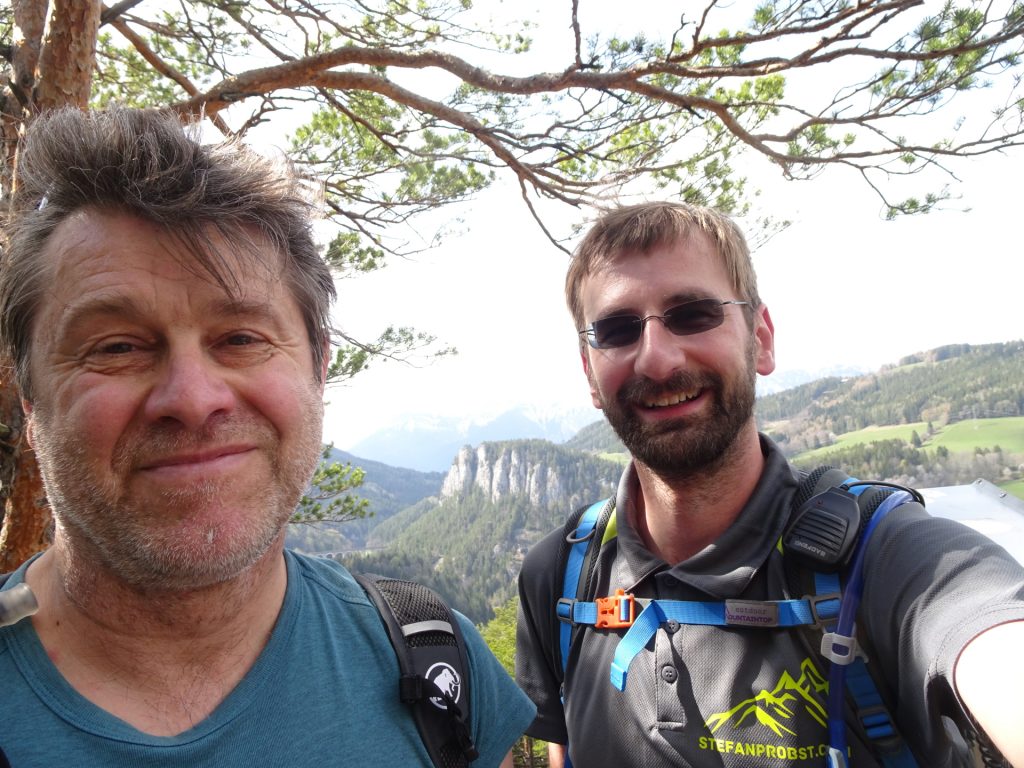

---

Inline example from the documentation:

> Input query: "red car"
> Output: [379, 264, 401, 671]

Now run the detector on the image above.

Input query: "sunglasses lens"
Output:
[590, 315, 642, 348]
[663, 299, 727, 336]
[585, 299, 739, 348]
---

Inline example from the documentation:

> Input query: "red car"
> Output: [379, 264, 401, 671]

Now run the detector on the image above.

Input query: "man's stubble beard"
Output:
[31, 392, 324, 592]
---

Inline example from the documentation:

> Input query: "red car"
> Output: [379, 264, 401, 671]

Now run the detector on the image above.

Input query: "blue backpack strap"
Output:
[555, 498, 612, 768]
[790, 472, 920, 767]
[556, 498, 611, 674]
[821, 489, 919, 768]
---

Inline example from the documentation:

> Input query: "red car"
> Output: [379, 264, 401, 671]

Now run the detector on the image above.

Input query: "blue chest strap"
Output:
[604, 591, 842, 691]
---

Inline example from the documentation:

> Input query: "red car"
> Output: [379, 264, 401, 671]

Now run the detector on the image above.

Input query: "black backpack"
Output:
[356, 573, 478, 768]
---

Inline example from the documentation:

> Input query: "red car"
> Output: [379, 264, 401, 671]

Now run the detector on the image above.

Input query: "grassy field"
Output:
[793, 417, 1024, 500]
[796, 423, 929, 463]
[797, 417, 1024, 464]
[930, 417, 1024, 453]
[1002, 479, 1024, 499]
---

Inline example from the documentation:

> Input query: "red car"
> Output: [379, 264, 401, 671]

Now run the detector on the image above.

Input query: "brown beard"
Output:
[599, 341, 758, 483]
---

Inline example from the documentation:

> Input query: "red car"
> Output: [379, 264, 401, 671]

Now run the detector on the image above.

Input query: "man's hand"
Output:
[956, 620, 1024, 767]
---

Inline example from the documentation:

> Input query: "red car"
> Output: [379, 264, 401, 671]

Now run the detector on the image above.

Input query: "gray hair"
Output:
[1, 106, 335, 399]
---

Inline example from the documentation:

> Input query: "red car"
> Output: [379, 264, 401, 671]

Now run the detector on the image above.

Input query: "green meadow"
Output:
[797, 417, 1024, 464]
[798, 423, 928, 461]
[1003, 479, 1024, 498]
[930, 418, 1024, 454]
[792, 417, 1024, 500]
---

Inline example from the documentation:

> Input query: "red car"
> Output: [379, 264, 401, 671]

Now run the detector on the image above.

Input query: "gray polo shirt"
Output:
[515, 436, 1024, 766]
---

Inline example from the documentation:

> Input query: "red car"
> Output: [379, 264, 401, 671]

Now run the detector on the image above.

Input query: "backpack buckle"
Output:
[805, 592, 842, 629]
[826, 747, 849, 768]
[821, 631, 858, 665]
[595, 589, 635, 628]
[556, 597, 577, 624]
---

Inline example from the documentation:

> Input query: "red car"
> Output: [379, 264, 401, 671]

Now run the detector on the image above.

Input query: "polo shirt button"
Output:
[661, 665, 678, 683]
[665, 620, 680, 634]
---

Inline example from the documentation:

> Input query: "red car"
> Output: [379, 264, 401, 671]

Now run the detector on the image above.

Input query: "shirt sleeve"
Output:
[457, 612, 537, 767]
[860, 502, 1024, 761]
[514, 528, 570, 743]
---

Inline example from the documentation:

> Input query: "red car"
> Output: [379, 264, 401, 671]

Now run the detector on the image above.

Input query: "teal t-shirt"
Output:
[0, 551, 534, 766]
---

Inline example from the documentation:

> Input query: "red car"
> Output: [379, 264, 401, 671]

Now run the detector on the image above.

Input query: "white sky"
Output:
[312, 2, 1023, 449]
[322, 147, 1022, 449]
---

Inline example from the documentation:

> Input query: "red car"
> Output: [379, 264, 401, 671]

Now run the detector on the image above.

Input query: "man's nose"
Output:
[143, 346, 235, 429]
[632, 316, 687, 382]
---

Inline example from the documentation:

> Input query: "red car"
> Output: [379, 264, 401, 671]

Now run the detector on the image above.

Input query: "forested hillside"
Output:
[341, 440, 621, 622]
[566, 419, 626, 454]
[286, 448, 444, 554]
[761, 342, 1024, 452]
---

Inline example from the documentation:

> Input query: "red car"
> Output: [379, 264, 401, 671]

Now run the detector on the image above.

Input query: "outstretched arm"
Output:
[546, 742, 566, 768]
[955, 620, 1024, 767]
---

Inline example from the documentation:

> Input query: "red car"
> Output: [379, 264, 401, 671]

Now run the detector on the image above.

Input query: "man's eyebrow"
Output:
[55, 296, 283, 338]
[56, 295, 150, 337]
[206, 297, 282, 324]
[664, 291, 714, 306]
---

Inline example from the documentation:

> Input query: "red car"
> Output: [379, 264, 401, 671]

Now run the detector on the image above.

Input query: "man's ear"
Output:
[754, 304, 776, 376]
[318, 339, 331, 394]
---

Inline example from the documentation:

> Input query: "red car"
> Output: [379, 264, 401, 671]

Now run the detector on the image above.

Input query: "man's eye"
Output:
[225, 333, 260, 346]
[94, 341, 137, 355]
[219, 332, 273, 351]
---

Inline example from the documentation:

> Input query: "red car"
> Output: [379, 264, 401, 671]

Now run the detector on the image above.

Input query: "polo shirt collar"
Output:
[613, 435, 799, 599]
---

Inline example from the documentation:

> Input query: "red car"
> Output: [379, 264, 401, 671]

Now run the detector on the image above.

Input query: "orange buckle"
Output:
[595, 589, 636, 629]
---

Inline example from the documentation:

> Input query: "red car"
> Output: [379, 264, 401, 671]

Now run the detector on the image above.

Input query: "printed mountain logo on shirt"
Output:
[705, 658, 828, 737]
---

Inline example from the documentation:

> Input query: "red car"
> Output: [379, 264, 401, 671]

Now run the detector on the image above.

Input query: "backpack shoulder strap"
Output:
[786, 466, 921, 768]
[356, 573, 478, 768]
[554, 498, 614, 678]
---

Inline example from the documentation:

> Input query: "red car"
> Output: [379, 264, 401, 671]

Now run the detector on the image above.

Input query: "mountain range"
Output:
[289, 340, 1024, 623]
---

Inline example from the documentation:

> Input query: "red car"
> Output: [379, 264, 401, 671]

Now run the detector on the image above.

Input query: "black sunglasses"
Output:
[579, 298, 751, 349]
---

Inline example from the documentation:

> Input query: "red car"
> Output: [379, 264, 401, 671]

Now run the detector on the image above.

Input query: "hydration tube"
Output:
[0, 582, 39, 628]
[823, 490, 912, 768]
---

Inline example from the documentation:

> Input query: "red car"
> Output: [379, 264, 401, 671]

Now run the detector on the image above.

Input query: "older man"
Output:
[0, 107, 533, 766]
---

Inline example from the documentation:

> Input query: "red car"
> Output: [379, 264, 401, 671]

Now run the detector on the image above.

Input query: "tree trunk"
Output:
[35, 0, 102, 110]
[0, 375, 49, 572]
[0, 0, 98, 570]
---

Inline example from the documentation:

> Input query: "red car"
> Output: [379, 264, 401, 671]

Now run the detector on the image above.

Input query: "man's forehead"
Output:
[593, 228, 713, 267]
[42, 208, 283, 286]
[582, 234, 723, 297]
[36, 209, 290, 330]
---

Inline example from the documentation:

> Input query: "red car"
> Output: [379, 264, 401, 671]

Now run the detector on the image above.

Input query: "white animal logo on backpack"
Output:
[426, 662, 462, 709]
